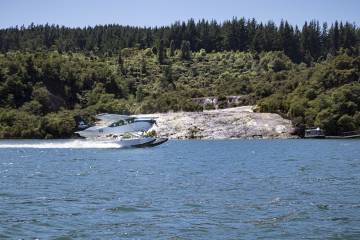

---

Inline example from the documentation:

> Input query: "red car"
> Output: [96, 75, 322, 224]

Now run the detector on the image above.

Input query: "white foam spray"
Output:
[0, 140, 121, 149]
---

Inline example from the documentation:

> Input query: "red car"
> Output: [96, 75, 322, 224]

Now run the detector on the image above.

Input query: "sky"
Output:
[0, 0, 359, 29]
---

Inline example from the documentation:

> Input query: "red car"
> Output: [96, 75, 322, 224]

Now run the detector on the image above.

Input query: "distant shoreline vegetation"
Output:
[0, 18, 359, 138]
[0, 18, 359, 63]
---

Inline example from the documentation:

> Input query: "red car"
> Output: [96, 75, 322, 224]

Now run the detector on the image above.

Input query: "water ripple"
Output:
[0, 139, 360, 239]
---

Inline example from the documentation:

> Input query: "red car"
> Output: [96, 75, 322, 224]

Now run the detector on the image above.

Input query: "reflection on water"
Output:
[0, 139, 360, 239]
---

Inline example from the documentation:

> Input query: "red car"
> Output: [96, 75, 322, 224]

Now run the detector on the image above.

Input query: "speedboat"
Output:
[75, 114, 156, 139]
[75, 113, 167, 148]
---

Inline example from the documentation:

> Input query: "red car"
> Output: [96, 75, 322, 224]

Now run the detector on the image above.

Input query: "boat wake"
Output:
[0, 140, 122, 149]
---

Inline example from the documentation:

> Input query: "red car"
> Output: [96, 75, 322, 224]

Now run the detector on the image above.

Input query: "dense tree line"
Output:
[0, 48, 359, 138]
[1, 18, 359, 63]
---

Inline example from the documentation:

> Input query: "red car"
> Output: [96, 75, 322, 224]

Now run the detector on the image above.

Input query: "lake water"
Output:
[0, 139, 360, 239]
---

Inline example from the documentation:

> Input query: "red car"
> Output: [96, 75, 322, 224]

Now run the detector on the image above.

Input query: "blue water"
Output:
[1, 140, 360, 239]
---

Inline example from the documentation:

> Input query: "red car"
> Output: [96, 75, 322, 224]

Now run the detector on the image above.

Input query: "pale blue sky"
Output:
[0, 0, 359, 29]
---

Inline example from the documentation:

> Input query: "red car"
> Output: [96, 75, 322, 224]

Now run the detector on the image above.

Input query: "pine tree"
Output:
[279, 20, 298, 61]
[263, 21, 278, 51]
[169, 40, 175, 57]
[160, 65, 175, 90]
[342, 23, 357, 51]
[186, 18, 198, 50]
[157, 39, 165, 64]
[25, 56, 37, 83]
[136, 86, 144, 102]
[180, 40, 191, 60]
[117, 51, 124, 74]
[141, 56, 147, 75]
[223, 19, 238, 50]
[320, 22, 330, 57]
[332, 21, 340, 53]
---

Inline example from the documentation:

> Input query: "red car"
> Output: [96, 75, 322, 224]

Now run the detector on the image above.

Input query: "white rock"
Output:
[139, 106, 295, 139]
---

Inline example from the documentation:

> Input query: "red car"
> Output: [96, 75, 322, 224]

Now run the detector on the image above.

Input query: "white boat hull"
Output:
[100, 137, 157, 148]
[76, 121, 154, 138]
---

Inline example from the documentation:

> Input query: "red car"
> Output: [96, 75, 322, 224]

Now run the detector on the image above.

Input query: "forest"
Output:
[0, 18, 359, 138]
[1, 18, 359, 63]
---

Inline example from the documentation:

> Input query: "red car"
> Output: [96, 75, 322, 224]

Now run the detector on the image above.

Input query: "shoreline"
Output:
[0, 106, 297, 140]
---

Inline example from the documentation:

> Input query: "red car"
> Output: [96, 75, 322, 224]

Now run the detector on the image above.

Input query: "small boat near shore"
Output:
[304, 128, 325, 139]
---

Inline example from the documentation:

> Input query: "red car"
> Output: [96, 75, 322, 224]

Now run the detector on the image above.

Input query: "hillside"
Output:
[0, 19, 359, 138]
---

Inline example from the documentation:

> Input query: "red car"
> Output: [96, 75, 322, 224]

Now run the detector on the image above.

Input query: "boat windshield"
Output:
[109, 117, 136, 127]
[109, 120, 125, 127]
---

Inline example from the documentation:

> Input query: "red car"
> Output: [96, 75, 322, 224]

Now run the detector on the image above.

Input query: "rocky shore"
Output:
[140, 106, 295, 139]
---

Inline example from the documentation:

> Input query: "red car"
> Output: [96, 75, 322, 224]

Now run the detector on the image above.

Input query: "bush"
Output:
[337, 114, 356, 132]
[43, 111, 76, 138]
